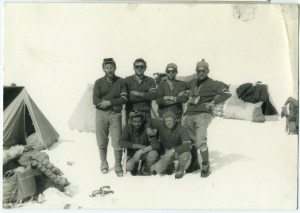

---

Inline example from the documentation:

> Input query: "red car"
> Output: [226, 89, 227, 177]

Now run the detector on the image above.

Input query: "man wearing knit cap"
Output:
[125, 58, 157, 123]
[147, 111, 192, 179]
[120, 110, 160, 175]
[156, 63, 189, 121]
[184, 59, 231, 177]
[93, 58, 128, 177]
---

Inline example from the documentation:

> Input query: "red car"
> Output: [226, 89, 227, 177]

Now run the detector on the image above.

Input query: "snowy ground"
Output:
[18, 117, 297, 210]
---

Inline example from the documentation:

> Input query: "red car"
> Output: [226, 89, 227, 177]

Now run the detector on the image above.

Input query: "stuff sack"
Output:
[252, 107, 265, 123]
[3, 166, 37, 203]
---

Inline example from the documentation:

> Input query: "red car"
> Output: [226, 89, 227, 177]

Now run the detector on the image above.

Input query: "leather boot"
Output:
[114, 149, 123, 177]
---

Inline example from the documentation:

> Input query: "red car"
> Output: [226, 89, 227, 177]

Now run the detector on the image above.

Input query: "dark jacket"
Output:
[236, 83, 278, 115]
[156, 79, 189, 116]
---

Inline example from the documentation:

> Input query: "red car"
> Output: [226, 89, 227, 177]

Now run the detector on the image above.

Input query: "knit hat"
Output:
[129, 110, 145, 121]
[162, 111, 177, 121]
[166, 63, 177, 71]
[196, 59, 209, 71]
[103, 58, 115, 66]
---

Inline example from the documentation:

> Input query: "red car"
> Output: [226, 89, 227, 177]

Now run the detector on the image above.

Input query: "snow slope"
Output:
[18, 118, 297, 210]
[2, 3, 298, 211]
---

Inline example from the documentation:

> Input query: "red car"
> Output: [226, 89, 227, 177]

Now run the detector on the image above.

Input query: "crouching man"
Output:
[148, 111, 192, 179]
[120, 110, 160, 176]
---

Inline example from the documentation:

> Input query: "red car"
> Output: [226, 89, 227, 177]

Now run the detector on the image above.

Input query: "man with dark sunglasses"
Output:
[156, 63, 189, 121]
[125, 58, 157, 123]
[184, 59, 232, 177]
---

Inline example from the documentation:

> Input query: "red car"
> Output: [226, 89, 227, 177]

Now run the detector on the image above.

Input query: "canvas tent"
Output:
[3, 87, 59, 150]
[68, 84, 96, 133]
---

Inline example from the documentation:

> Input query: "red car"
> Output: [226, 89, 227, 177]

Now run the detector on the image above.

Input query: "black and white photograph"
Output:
[1, 2, 299, 210]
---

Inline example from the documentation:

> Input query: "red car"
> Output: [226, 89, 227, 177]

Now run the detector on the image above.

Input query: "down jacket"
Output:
[18, 149, 69, 188]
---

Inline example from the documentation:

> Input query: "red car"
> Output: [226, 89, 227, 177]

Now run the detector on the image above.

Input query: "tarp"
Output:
[3, 87, 59, 150]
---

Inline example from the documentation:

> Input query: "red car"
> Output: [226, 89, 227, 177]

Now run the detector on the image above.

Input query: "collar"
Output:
[166, 78, 177, 85]
[130, 124, 145, 135]
[165, 123, 179, 133]
[133, 75, 147, 81]
[105, 75, 117, 85]
[197, 76, 209, 85]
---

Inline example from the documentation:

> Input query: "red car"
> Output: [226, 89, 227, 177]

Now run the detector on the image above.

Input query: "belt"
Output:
[96, 106, 122, 112]
[96, 106, 113, 111]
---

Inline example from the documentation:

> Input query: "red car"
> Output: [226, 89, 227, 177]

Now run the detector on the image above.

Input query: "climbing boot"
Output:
[201, 161, 211, 178]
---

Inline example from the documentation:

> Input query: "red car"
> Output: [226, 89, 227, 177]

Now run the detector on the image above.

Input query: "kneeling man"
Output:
[120, 110, 160, 175]
[148, 111, 192, 179]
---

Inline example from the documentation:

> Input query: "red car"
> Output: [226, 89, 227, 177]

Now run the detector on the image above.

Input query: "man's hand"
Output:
[132, 149, 144, 162]
[98, 100, 111, 109]
[130, 91, 143, 97]
[188, 96, 200, 105]
[163, 96, 176, 101]
[146, 128, 157, 137]
[204, 101, 215, 111]
[164, 149, 175, 162]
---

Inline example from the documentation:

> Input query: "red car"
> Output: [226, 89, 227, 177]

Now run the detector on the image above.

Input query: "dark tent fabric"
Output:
[3, 87, 59, 150]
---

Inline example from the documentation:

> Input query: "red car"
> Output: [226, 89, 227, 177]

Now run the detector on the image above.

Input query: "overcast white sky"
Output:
[2, 3, 298, 132]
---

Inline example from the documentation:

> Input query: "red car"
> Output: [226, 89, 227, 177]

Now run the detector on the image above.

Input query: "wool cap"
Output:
[103, 58, 115, 66]
[196, 59, 209, 70]
[166, 63, 178, 71]
[129, 110, 145, 120]
[162, 111, 177, 121]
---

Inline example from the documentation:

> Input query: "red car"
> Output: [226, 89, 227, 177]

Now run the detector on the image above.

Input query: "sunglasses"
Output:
[196, 69, 207, 73]
[166, 70, 177, 74]
[134, 65, 145, 69]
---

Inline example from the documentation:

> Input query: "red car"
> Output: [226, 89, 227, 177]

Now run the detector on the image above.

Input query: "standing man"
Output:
[125, 58, 157, 123]
[120, 110, 160, 176]
[184, 59, 231, 177]
[93, 58, 128, 177]
[156, 63, 189, 121]
[148, 111, 192, 179]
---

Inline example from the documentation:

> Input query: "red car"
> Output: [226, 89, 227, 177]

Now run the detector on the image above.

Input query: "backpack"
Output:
[3, 166, 37, 204]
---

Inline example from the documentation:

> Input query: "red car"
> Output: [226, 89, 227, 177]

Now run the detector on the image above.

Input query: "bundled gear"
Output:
[281, 97, 298, 134]
[18, 149, 70, 189]
[3, 166, 37, 204]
